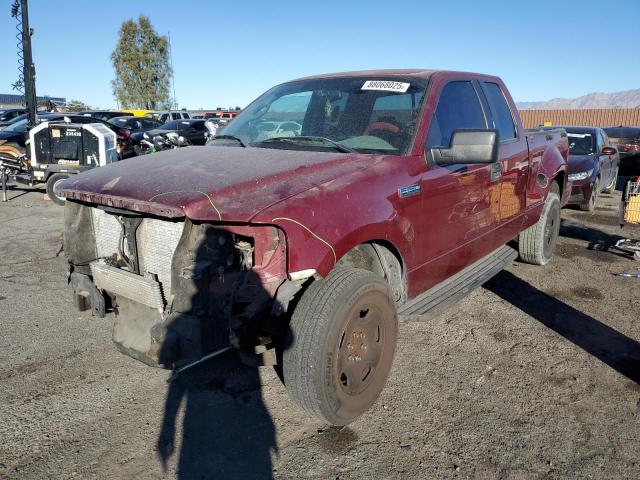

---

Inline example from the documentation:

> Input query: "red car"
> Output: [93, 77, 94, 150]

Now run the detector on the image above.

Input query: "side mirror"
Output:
[429, 129, 499, 165]
[601, 146, 617, 156]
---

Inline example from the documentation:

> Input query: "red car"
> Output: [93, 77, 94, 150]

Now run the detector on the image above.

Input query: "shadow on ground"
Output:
[559, 219, 638, 260]
[158, 353, 278, 479]
[0, 184, 46, 201]
[485, 270, 640, 384]
[155, 226, 285, 479]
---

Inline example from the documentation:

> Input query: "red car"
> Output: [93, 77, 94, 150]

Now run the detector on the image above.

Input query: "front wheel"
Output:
[603, 167, 618, 194]
[580, 177, 599, 212]
[46, 173, 70, 206]
[283, 268, 397, 425]
[518, 182, 561, 265]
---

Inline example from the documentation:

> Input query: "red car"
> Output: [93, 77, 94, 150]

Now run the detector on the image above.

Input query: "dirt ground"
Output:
[0, 182, 639, 480]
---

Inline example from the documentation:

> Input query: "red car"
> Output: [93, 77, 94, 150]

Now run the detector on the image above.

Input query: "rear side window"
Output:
[481, 82, 516, 142]
[427, 81, 486, 148]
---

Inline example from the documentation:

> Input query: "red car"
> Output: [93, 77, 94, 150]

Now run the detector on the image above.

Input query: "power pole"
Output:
[11, 0, 37, 128]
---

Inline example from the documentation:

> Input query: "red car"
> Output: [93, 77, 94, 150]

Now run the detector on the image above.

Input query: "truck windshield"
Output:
[567, 132, 594, 155]
[217, 76, 428, 155]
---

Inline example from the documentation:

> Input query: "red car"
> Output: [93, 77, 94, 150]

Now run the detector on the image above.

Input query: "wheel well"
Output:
[336, 241, 406, 303]
[553, 171, 564, 194]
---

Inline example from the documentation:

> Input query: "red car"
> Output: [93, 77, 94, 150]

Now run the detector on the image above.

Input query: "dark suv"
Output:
[603, 126, 640, 174]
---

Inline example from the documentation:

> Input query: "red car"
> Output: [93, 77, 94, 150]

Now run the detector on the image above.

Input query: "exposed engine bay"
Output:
[63, 201, 294, 368]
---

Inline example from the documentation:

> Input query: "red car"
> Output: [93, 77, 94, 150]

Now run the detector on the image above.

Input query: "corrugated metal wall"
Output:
[519, 109, 640, 128]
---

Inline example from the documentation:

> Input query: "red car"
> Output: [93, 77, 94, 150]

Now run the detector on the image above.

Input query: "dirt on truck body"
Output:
[61, 69, 569, 425]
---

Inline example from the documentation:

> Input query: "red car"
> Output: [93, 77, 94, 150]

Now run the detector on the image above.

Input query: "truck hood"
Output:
[567, 154, 596, 174]
[60, 145, 370, 221]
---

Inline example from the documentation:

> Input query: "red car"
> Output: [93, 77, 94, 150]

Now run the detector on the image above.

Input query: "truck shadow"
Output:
[484, 270, 640, 384]
[156, 226, 287, 479]
[559, 220, 634, 260]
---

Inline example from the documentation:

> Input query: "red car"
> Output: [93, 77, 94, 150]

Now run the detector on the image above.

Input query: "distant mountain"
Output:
[516, 88, 640, 110]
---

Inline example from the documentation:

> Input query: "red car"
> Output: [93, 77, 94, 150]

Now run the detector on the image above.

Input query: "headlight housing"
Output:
[568, 169, 594, 181]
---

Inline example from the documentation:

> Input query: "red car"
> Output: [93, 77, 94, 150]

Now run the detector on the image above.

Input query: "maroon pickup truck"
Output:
[61, 70, 569, 425]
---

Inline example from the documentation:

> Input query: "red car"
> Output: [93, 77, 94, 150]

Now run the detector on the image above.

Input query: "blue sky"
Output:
[1, 0, 638, 109]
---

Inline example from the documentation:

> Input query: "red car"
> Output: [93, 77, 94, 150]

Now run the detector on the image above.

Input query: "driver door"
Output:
[410, 80, 497, 293]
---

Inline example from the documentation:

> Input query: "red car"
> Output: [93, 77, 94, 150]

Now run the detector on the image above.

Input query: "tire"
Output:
[283, 268, 397, 425]
[579, 177, 599, 212]
[46, 173, 70, 206]
[518, 182, 561, 265]
[603, 167, 618, 194]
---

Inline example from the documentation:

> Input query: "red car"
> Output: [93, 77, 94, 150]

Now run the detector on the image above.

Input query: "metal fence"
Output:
[519, 109, 640, 129]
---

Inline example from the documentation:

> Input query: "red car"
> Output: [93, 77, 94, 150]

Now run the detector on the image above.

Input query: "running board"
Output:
[399, 245, 518, 317]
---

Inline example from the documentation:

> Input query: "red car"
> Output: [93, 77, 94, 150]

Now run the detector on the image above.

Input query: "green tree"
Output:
[66, 99, 92, 112]
[111, 16, 173, 110]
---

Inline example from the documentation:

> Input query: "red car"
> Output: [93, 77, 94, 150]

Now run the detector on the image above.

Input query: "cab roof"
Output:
[292, 69, 488, 82]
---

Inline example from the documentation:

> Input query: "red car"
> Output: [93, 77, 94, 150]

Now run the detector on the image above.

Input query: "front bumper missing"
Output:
[65, 205, 290, 369]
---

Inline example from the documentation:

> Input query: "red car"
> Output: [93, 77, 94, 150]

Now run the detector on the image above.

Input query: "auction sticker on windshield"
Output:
[567, 133, 589, 138]
[362, 80, 410, 93]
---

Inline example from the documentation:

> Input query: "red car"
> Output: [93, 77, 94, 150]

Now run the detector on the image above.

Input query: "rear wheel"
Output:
[580, 177, 599, 212]
[518, 182, 561, 265]
[46, 173, 70, 206]
[603, 167, 618, 194]
[283, 268, 397, 425]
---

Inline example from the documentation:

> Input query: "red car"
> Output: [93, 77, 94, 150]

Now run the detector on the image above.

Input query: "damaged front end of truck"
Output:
[63, 200, 295, 369]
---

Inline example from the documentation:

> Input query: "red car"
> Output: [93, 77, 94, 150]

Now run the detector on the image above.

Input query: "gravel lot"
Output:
[1, 182, 639, 479]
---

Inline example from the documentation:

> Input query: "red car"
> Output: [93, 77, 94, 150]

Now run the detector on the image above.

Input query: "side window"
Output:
[171, 113, 180, 120]
[426, 81, 486, 148]
[481, 82, 516, 142]
[160, 113, 169, 123]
